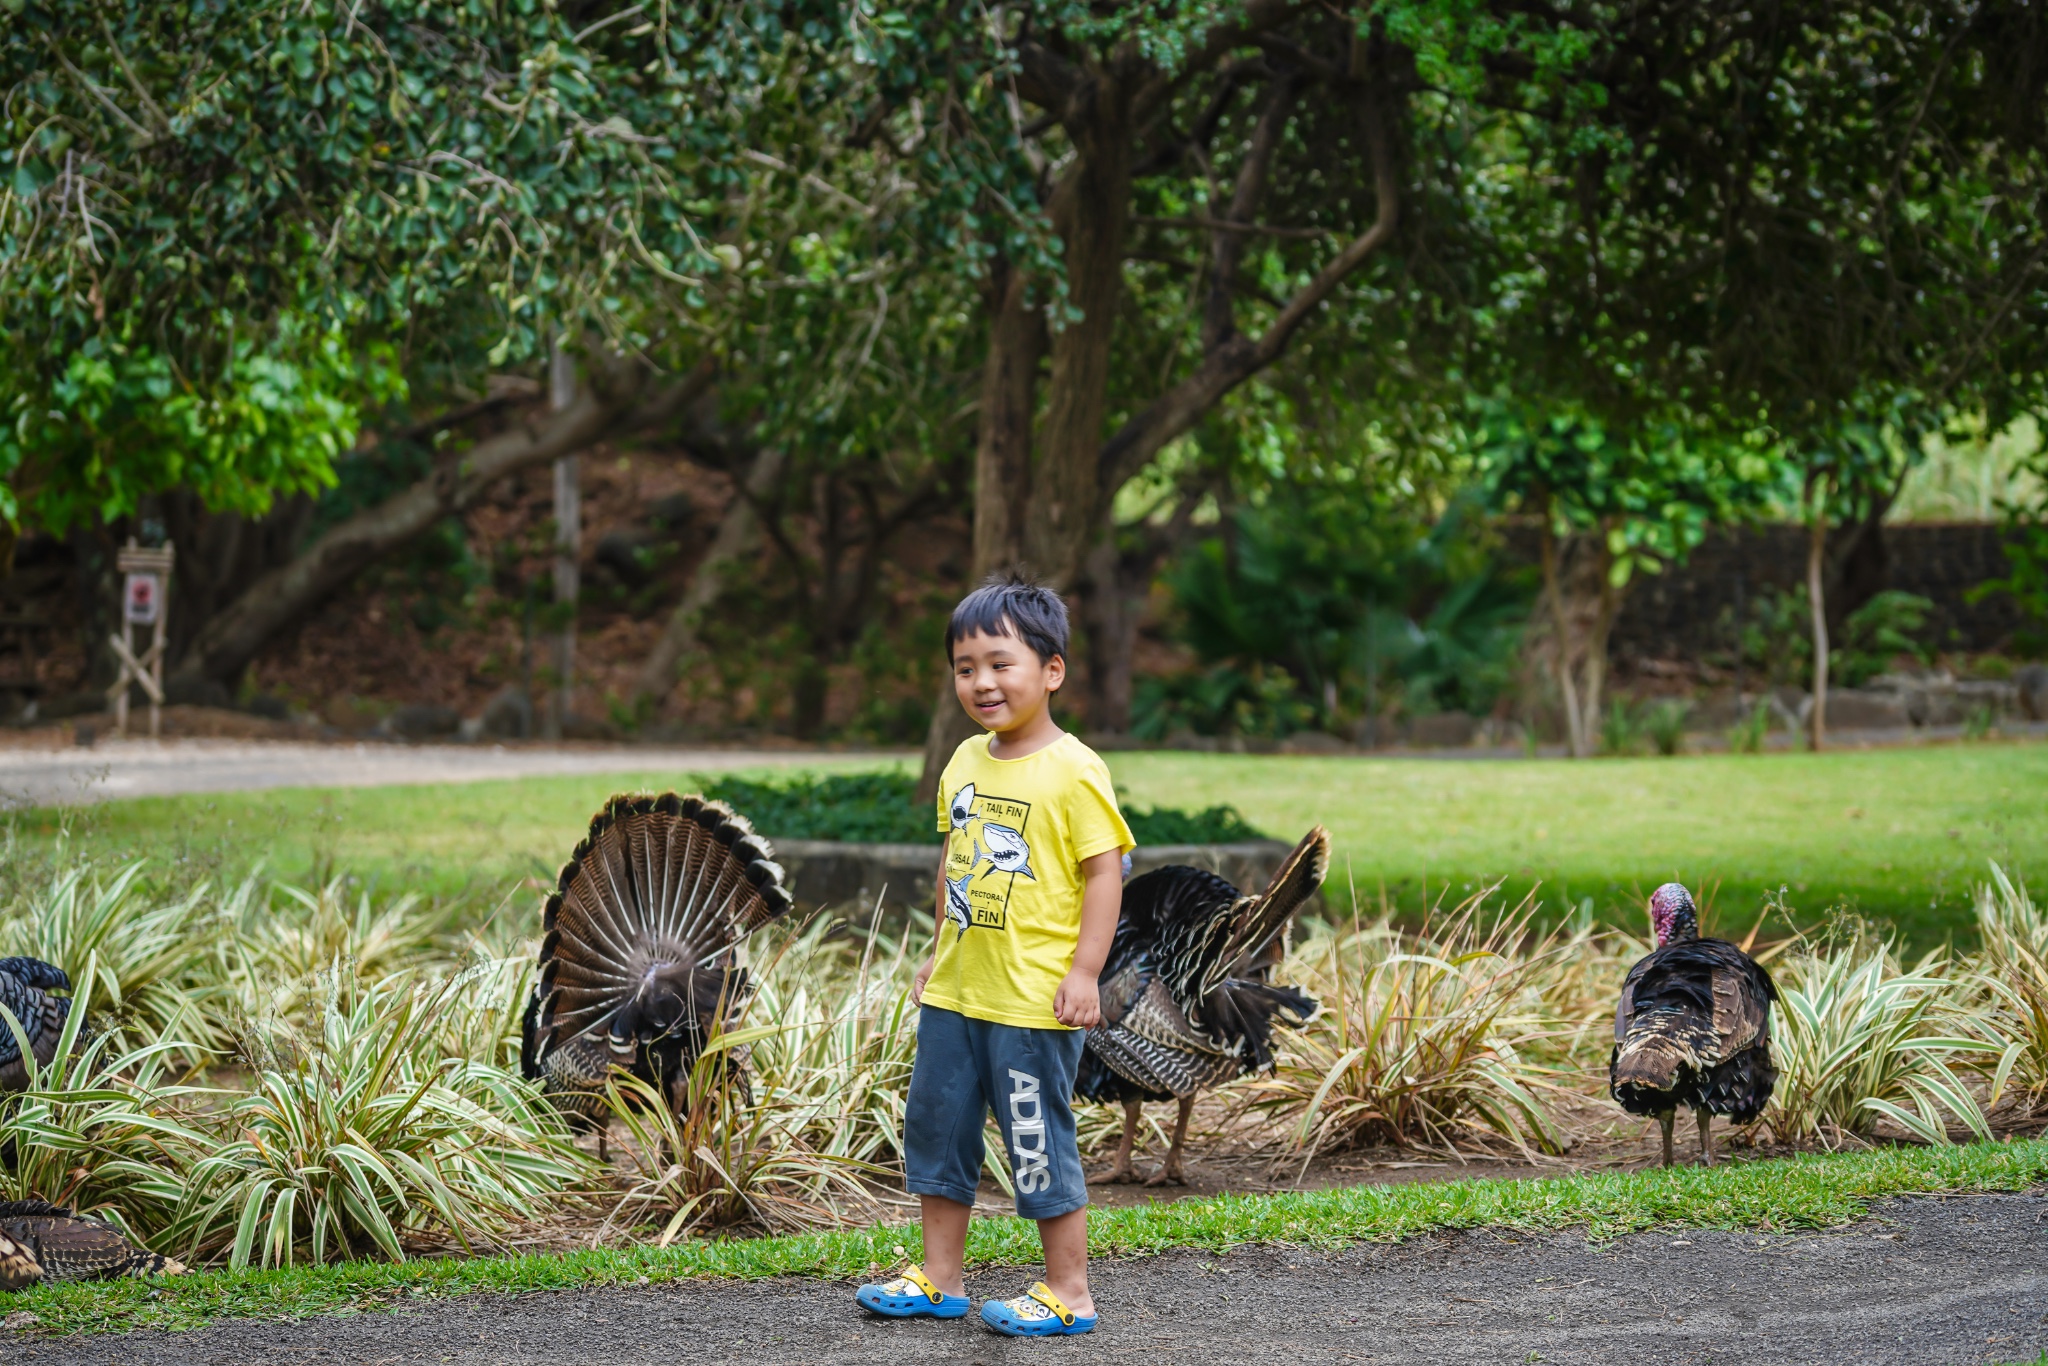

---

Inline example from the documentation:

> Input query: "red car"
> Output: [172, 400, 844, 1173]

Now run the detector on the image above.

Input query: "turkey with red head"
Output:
[1609, 883, 1778, 1165]
[1078, 827, 1327, 1185]
[520, 793, 793, 1132]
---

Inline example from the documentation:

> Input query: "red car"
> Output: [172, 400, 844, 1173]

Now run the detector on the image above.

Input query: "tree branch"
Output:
[1099, 59, 1400, 491]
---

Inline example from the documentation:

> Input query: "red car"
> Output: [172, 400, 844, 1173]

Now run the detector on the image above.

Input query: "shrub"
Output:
[1244, 892, 1565, 1156]
[1767, 942, 2002, 1146]
[698, 770, 1268, 844]
[1644, 699, 1692, 756]
[0, 964, 205, 1242]
[1972, 864, 2048, 1114]
[176, 969, 591, 1268]
[0, 862, 218, 1044]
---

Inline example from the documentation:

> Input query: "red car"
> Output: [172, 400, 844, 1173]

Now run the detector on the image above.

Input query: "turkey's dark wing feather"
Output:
[0, 966, 72, 1086]
[1083, 829, 1328, 1101]
[0, 958, 69, 992]
[1610, 937, 1777, 1119]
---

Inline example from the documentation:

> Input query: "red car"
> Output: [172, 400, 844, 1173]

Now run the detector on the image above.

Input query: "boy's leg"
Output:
[1036, 1206, 1092, 1317]
[987, 1023, 1094, 1315]
[919, 1195, 973, 1297]
[901, 1006, 989, 1296]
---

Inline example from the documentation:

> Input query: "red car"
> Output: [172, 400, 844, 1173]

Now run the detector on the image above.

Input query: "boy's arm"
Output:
[1052, 849, 1122, 1029]
[913, 851, 946, 1005]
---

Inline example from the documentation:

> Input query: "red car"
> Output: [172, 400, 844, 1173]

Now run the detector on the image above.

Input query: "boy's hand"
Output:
[1053, 968, 1101, 1029]
[912, 955, 935, 1005]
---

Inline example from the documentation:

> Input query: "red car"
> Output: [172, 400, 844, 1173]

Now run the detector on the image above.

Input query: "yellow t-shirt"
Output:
[925, 732, 1135, 1030]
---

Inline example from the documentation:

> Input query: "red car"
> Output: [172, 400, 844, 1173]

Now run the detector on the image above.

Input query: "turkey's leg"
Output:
[1146, 1095, 1194, 1186]
[1658, 1111, 1675, 1167]
[1088, 1100, 1142, 1184]
[1695, 1107, 1714, 1166]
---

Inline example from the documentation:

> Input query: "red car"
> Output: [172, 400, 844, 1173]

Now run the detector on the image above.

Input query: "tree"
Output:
[908, 0, 1598, 792]
[1475, 400, 1776, 756]
[5, 1, 987, 690]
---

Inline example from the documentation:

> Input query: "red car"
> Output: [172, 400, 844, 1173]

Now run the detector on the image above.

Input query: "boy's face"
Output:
[952, 627, 1064, 735]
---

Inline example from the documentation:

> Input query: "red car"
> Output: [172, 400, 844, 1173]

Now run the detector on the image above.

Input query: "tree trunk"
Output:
[1808, 506, 1830, 751]
[168, 355, 710, 692]
[1538, 513, 1587, 757]
[545, 340, 580, 739]
[633, 446, 786, 709]
[917, 254, 1050, 801]
[1578, 541, 1623, 753]
[1021, 70, 1135, 588]
[1080, 524, 1137, 735]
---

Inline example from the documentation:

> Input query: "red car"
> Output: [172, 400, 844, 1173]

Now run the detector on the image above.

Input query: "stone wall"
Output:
[1602, 522, 2021, 662]
[774, 838, 1312, 919]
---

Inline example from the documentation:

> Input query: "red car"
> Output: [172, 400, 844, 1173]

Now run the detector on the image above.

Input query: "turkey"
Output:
[1078, 827, 1328, 1185]
[520, 792, 793, 1139]
[0, 956, 78, 1092]
[0, 1200, 185, 1282]
[1609, 883, 1778, 1166]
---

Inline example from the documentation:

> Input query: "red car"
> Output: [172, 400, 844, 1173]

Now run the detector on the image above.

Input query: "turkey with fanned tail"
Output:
[1078, 827, 1328, 1185]
[520, 792, 794, 1140]
[0, 1200, 185, 1283]
[1609, 882, 1778, 1166]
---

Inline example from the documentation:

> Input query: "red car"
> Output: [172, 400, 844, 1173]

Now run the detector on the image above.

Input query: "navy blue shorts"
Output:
[903, 1005, 1089, 1220]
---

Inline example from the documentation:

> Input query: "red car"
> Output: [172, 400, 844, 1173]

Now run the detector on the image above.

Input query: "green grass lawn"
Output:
[5, 1137, 2043, 1336]
[13, 741, 2042, 944]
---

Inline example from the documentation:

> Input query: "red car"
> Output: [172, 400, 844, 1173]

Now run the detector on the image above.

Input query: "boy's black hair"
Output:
[945, 571, 1069, 665]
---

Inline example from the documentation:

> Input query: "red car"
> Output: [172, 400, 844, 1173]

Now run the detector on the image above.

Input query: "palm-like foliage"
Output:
[1768, 945, 2005, 1146]
[0, 963, 207, 1240]
[176, 970, 591, 1268]
[1969, 863, 2048, 1114]
[1246, 893, 1565, 1155]
[0, 862, 219, 1043]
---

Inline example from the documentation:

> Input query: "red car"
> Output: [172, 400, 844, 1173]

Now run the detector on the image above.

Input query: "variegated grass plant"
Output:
[175, 968, 591, 1268]
[1766, 942, 2007, 1146]
[1243, 888, 1568, 1157]
[0, 959, 206, 1241]
[0, 862, 223, 1049]
[594, 915, 914, 1243]
[1970, 863, 2048, 1115]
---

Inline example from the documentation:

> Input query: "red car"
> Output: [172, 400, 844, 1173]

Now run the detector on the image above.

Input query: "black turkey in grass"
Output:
[0, 1201, 185, 1283]
[0, 956, 78, 1092]
[520, 793, 793, 1145]
[1078, 827, 1329, 1185]
[1609, 883, 1778, 1166]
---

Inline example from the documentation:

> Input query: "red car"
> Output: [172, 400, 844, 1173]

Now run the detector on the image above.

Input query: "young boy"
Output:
[856, 573, 1131, 1337]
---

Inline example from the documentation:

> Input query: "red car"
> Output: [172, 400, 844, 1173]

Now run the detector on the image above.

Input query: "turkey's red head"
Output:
[1649, 883, 1699, 947]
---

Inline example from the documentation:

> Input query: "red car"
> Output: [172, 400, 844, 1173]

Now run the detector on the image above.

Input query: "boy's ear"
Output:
[1045, 653, 1067, 691]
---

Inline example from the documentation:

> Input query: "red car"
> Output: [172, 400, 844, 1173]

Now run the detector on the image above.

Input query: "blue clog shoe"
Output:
[855, 1263, 971, 1319]
[979, 1281, 1097, 1336]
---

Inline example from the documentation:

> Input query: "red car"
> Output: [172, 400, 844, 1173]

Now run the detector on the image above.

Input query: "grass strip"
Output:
[6, 1137, 2044, 1337]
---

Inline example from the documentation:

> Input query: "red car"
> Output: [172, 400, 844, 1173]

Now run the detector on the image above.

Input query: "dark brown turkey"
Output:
[0, 956, 76, 1091]
[1078, 827, 1328, 1185]
[1609, 883, 1778, 1166]
[0, 1201, 185, 1284]
[520, 793, 793, 1136]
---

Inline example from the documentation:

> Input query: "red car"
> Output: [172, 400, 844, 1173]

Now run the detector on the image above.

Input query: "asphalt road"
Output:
[0, 741, 874, 809]
[13, 1192, 2045, 1365]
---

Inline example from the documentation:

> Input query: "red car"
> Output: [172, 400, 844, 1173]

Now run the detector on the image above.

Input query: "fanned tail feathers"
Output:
[531, 792, 792, 1062]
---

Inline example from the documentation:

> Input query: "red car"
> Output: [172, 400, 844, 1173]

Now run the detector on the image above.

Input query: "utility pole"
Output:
[546, 336, 579, 740]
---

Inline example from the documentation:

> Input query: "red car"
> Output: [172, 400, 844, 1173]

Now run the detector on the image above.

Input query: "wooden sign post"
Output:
[108, 539, 173, 739]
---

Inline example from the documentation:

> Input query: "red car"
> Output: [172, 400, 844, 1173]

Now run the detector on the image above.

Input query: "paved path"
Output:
[0, 741, 895, 809]
[16, 1192, 2046, 1365]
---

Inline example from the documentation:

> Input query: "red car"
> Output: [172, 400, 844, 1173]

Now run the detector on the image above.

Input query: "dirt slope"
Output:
[17, 1192, 2046, 1365]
